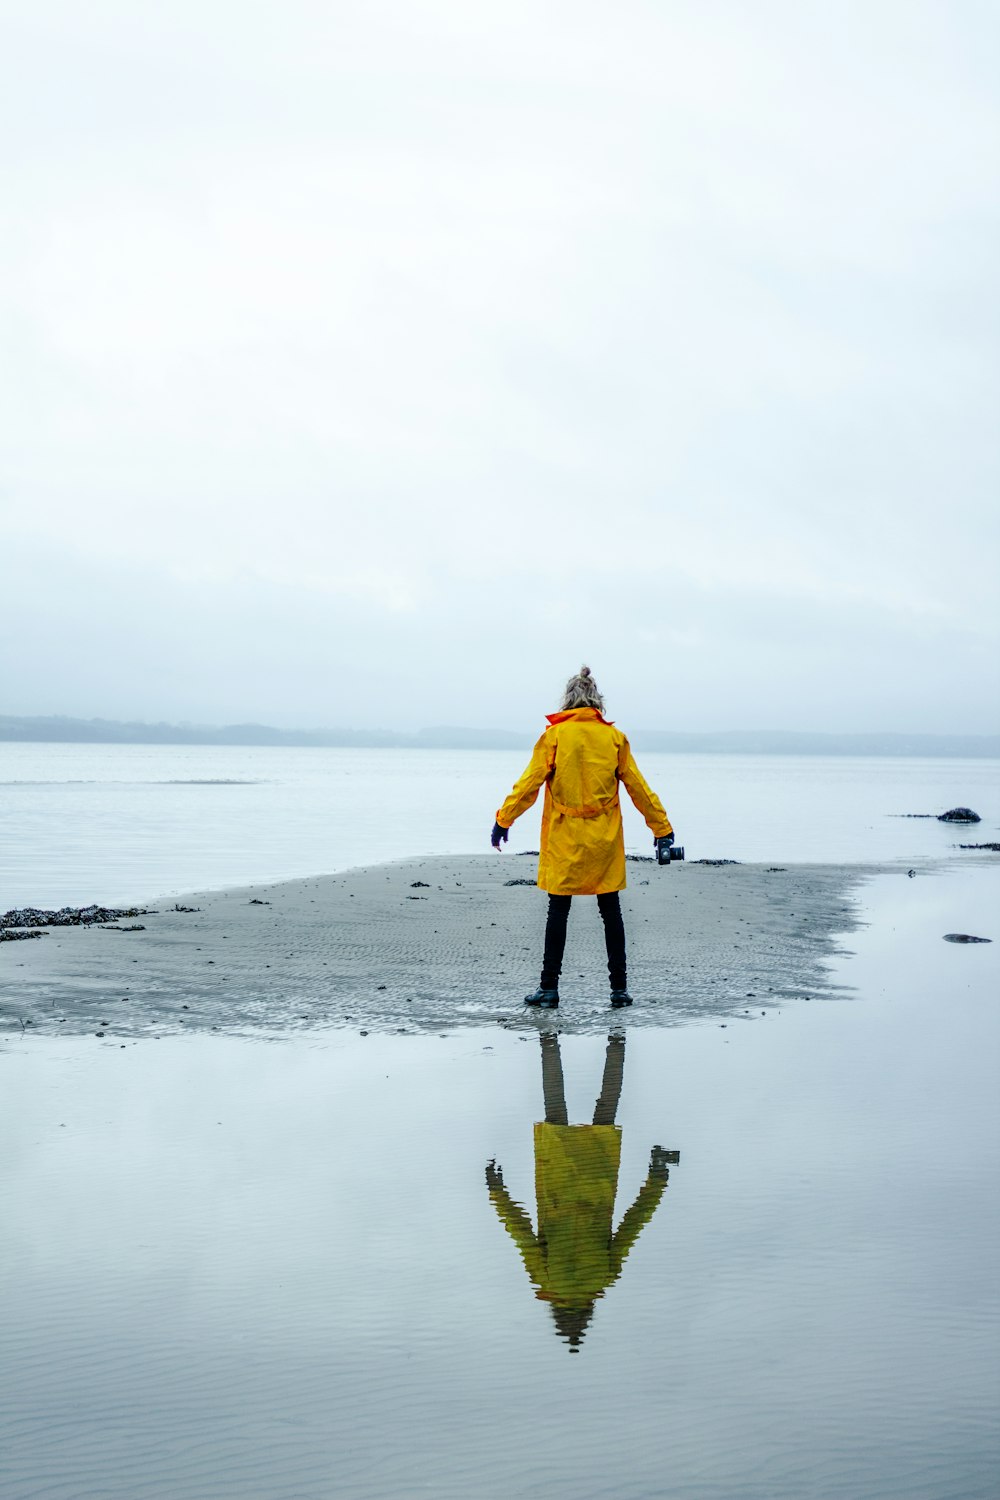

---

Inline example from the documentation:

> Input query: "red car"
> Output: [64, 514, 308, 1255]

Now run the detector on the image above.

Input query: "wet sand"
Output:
[2, 853, 878, 1037]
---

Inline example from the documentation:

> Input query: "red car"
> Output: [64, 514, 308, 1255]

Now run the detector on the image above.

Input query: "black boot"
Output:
[524, 987, 559, 1007]
[610, 988, 633, 1007]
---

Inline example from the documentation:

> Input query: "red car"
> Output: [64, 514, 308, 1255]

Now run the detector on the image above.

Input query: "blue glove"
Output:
[491, 821, 509, 849]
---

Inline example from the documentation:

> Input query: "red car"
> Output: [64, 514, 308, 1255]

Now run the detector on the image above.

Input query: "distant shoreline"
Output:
[2, 715, 998, 758]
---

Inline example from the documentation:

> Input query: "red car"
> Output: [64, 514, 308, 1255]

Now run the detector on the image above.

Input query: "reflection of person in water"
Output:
[486, 1031, 677, 1351]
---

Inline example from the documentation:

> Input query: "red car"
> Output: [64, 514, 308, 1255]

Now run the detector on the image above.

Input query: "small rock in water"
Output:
[938, 807, 981, 823]
[943, 933, 991, 944]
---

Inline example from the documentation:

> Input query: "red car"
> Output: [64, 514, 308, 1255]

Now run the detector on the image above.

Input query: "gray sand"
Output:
[1, 854, 880, 1037]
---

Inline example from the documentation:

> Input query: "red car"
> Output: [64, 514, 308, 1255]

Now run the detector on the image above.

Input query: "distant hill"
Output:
[628, 729, 1000, 758]
[1, 714, 998, 757]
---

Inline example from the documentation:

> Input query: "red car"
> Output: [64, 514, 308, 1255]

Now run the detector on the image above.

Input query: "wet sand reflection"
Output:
[486, 1032, 679, 1351]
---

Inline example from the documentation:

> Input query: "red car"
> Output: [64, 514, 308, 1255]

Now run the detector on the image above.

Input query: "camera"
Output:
[656, 837, 685, 865]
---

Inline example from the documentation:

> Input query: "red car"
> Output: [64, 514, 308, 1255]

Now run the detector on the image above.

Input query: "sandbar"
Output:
[0, 852, 892, 1038]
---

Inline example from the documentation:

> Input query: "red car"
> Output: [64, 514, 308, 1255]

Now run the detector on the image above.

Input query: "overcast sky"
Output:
[2, 1, 998, 733]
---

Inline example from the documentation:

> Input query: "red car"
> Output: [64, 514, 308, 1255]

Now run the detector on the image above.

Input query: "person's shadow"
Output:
[486, 1031, 678, 1352]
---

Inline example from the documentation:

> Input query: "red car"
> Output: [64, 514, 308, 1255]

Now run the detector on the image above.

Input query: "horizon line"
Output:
[1, 713, 998, 755]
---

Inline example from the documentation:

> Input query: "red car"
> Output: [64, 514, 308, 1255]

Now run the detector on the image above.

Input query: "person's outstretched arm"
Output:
[609, 1147, 672, 1276]
[495, 731, 555, 832]
[485, 1161, 547, 1287]
[618, 738, 672, 837]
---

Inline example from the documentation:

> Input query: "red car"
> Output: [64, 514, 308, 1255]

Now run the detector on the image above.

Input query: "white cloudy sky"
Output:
[2, 0, 998, 733]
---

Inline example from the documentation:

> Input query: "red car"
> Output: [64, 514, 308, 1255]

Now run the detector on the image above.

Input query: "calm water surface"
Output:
[2, 743, 998, 906]
[1, 868, 997, 1499]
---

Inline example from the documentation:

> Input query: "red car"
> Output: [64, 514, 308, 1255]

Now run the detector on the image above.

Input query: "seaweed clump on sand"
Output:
[1, 904, 153, 933]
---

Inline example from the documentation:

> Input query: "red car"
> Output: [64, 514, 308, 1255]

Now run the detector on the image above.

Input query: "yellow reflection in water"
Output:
[487, 1032, 678, 1351]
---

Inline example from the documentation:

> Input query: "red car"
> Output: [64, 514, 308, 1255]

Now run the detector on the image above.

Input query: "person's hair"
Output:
[560, 665, 605, 713]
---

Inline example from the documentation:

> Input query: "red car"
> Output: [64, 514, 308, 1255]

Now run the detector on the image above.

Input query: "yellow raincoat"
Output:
[496, 708, 672, 895]
[488, 1123, 669, 1308]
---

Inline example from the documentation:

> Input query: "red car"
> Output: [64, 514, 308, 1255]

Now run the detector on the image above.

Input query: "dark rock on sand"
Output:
[938, 808, 981, 823]
[504, 878, 536, 887]
[0, 929, 48, 942]
[943, 933, 992, 944]
[958, 842, 1000, 851]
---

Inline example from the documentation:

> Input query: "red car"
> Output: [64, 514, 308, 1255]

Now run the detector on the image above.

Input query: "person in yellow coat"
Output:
[491, 665, 674, 1007]
[486, 1032, 677, 1352]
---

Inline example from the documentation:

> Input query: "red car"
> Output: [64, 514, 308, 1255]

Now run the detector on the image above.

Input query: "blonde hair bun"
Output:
[560, 665, 605, 713]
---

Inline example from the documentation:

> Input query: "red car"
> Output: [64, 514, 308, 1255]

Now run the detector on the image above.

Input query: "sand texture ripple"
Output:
[1, 854, 874, 1037]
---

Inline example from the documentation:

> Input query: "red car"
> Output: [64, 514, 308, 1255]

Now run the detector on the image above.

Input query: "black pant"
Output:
[541, 892, 627, 992]
[541, 1031, 626, 1125]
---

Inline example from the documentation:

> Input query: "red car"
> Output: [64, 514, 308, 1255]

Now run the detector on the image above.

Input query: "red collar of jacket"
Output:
[545, 708, 615, 726]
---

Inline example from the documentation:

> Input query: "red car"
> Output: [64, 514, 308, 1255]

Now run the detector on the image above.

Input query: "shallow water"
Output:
[1, 867, 997, 1499]
[2, 742, 998, 907]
